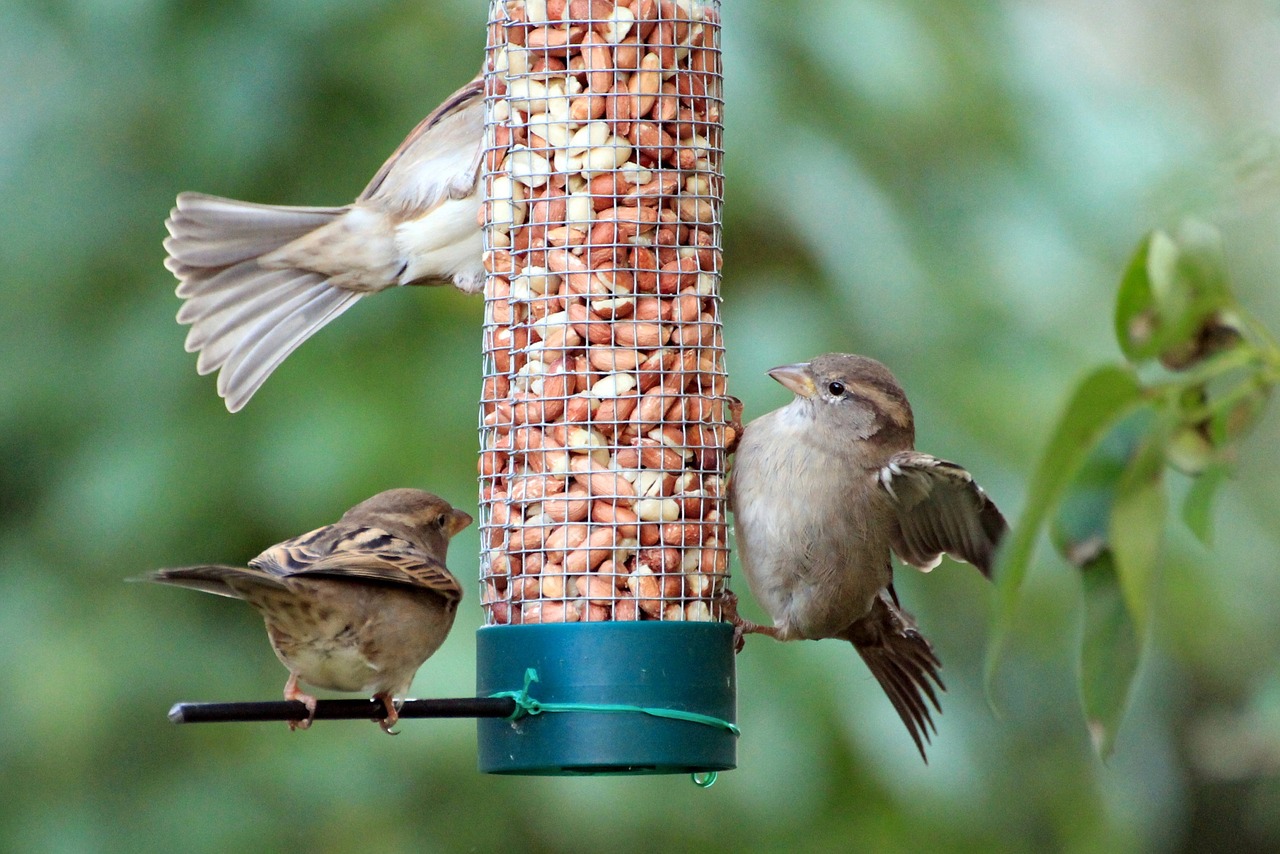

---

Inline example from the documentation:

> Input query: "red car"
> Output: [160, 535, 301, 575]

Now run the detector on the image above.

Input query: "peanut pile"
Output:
[478, 0, 730, 625]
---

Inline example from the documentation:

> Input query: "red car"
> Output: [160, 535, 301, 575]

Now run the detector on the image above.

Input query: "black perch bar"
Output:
[169, 697, 518, 725]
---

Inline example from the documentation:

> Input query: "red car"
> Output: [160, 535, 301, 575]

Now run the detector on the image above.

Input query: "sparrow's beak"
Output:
[447, 509, 474, 537]
[768, 362, 817, 398]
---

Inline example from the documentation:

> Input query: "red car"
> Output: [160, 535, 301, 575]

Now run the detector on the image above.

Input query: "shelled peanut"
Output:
[478, 0, 730, 626]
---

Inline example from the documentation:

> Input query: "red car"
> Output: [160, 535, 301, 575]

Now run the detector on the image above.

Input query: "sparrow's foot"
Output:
[724, 396, 745, 456]
[283, 673, 318, 731]
[719, 589, 780, 652]
[374, 692, 400, 735]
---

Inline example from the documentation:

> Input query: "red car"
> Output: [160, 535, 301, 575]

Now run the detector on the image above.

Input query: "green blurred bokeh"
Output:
[3, 1, 1279, 851]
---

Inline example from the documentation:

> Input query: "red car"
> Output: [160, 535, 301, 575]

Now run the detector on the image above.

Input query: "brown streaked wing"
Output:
[252, 524, 462, 602]
[248, 524, 338, 576]
[878, 451, 1008, 577]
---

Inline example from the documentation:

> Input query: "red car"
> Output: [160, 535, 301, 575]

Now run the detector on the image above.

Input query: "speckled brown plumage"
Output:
[138, 488, 472, 733]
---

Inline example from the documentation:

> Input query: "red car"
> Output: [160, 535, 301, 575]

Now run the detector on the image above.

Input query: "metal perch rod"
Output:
[168, 697, 518, 725]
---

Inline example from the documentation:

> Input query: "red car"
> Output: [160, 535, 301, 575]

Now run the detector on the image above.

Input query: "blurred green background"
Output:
[3, 0, 1280, 851]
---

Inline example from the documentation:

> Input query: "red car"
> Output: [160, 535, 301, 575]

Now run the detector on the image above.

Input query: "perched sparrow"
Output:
[137, 489, 473, 733]
[728, 354, 1007, 760]
[165, 74, 485, 412]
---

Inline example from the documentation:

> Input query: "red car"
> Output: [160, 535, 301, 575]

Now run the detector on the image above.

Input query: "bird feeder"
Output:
[476, 0, 735, 775]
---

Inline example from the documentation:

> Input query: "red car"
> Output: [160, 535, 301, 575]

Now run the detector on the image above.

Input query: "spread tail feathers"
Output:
[165, 192, 362, 412]
[843, 590, 945, 762]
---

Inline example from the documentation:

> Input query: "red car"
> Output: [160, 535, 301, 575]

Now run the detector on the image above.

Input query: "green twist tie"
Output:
[490, 668, 741, 737]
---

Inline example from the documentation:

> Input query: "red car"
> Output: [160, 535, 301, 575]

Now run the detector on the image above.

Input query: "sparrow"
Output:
[727, 353, 1007, 760]
[137, 489, 473, 733]
[164, 73, 485, 412]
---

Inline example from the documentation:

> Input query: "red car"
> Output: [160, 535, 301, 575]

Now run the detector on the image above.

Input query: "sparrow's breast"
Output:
[731, 407, 889, 639]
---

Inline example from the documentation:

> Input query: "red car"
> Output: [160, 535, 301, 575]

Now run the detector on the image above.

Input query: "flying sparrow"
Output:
[727, 353, 1007, 760]
[165, 73, 485, 412]
[137, 488, 473, 733]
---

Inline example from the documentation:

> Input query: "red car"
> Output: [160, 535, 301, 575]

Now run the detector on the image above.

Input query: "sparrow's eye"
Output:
[827, 381, 846, 397]
[436, 516, 449, 528]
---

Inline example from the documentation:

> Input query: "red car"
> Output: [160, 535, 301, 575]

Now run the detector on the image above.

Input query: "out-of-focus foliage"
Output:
[3, 0, 1280, 851]
[991, 220, 1279, 757]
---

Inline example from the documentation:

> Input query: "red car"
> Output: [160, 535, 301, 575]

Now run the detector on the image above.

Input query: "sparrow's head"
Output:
[768, 353, 915, 443]
[343, 488, 473, 559]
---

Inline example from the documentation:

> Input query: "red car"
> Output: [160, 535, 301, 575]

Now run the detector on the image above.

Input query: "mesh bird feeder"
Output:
[476, 0, 734, 775]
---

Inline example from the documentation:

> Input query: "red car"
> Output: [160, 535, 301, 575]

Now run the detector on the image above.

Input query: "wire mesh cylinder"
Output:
[478, 0, 728, 629]
[475, 0, 732, 775]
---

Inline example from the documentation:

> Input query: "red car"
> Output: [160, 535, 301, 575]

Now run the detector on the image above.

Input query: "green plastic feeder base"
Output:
[476, 621, 737, 775]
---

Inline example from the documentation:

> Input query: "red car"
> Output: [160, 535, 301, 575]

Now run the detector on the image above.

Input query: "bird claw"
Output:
[284, 673, 318, 731]
[374, 693, 400, 735]
[724, 396, 745, 456]
[718, 590, 748, 652]
[719, 589, 777, 653]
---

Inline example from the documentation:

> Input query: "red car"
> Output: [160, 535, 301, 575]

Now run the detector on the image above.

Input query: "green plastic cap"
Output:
[476, 621, 737, 775]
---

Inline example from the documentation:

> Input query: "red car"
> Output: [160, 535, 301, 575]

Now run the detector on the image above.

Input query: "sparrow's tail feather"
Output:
[132, 564, 290, 599]
[216, 282, 361, 413]
[165, 192, 360, 411]
[178, 267, 314, 359]
[166, 192, 346, 275]
[844, 591, 945, 763]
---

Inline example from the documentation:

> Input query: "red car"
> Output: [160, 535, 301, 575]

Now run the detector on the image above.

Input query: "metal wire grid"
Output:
[478, 0, 726, 626]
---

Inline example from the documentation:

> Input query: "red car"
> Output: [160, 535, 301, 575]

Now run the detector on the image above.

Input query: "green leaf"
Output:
[1079, 551, 1142, 759]
[1209, 379, 1272, 446]
[1181, 463, 1230, 546]
[1114, 221, 1235, 369]
[1109, 430, 1168, 635]
[1165, 424, 1216, 475]
[1169, 218, 1231, 302]
[1113, 230, 1160, 362]
[1050, 412, 1150, 566]
[985, 366, 1145, 694]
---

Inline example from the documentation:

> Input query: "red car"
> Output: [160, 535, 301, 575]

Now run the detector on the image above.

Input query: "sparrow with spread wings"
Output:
[728, 354, 1007, 761]
[164, 74, 485, 412]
